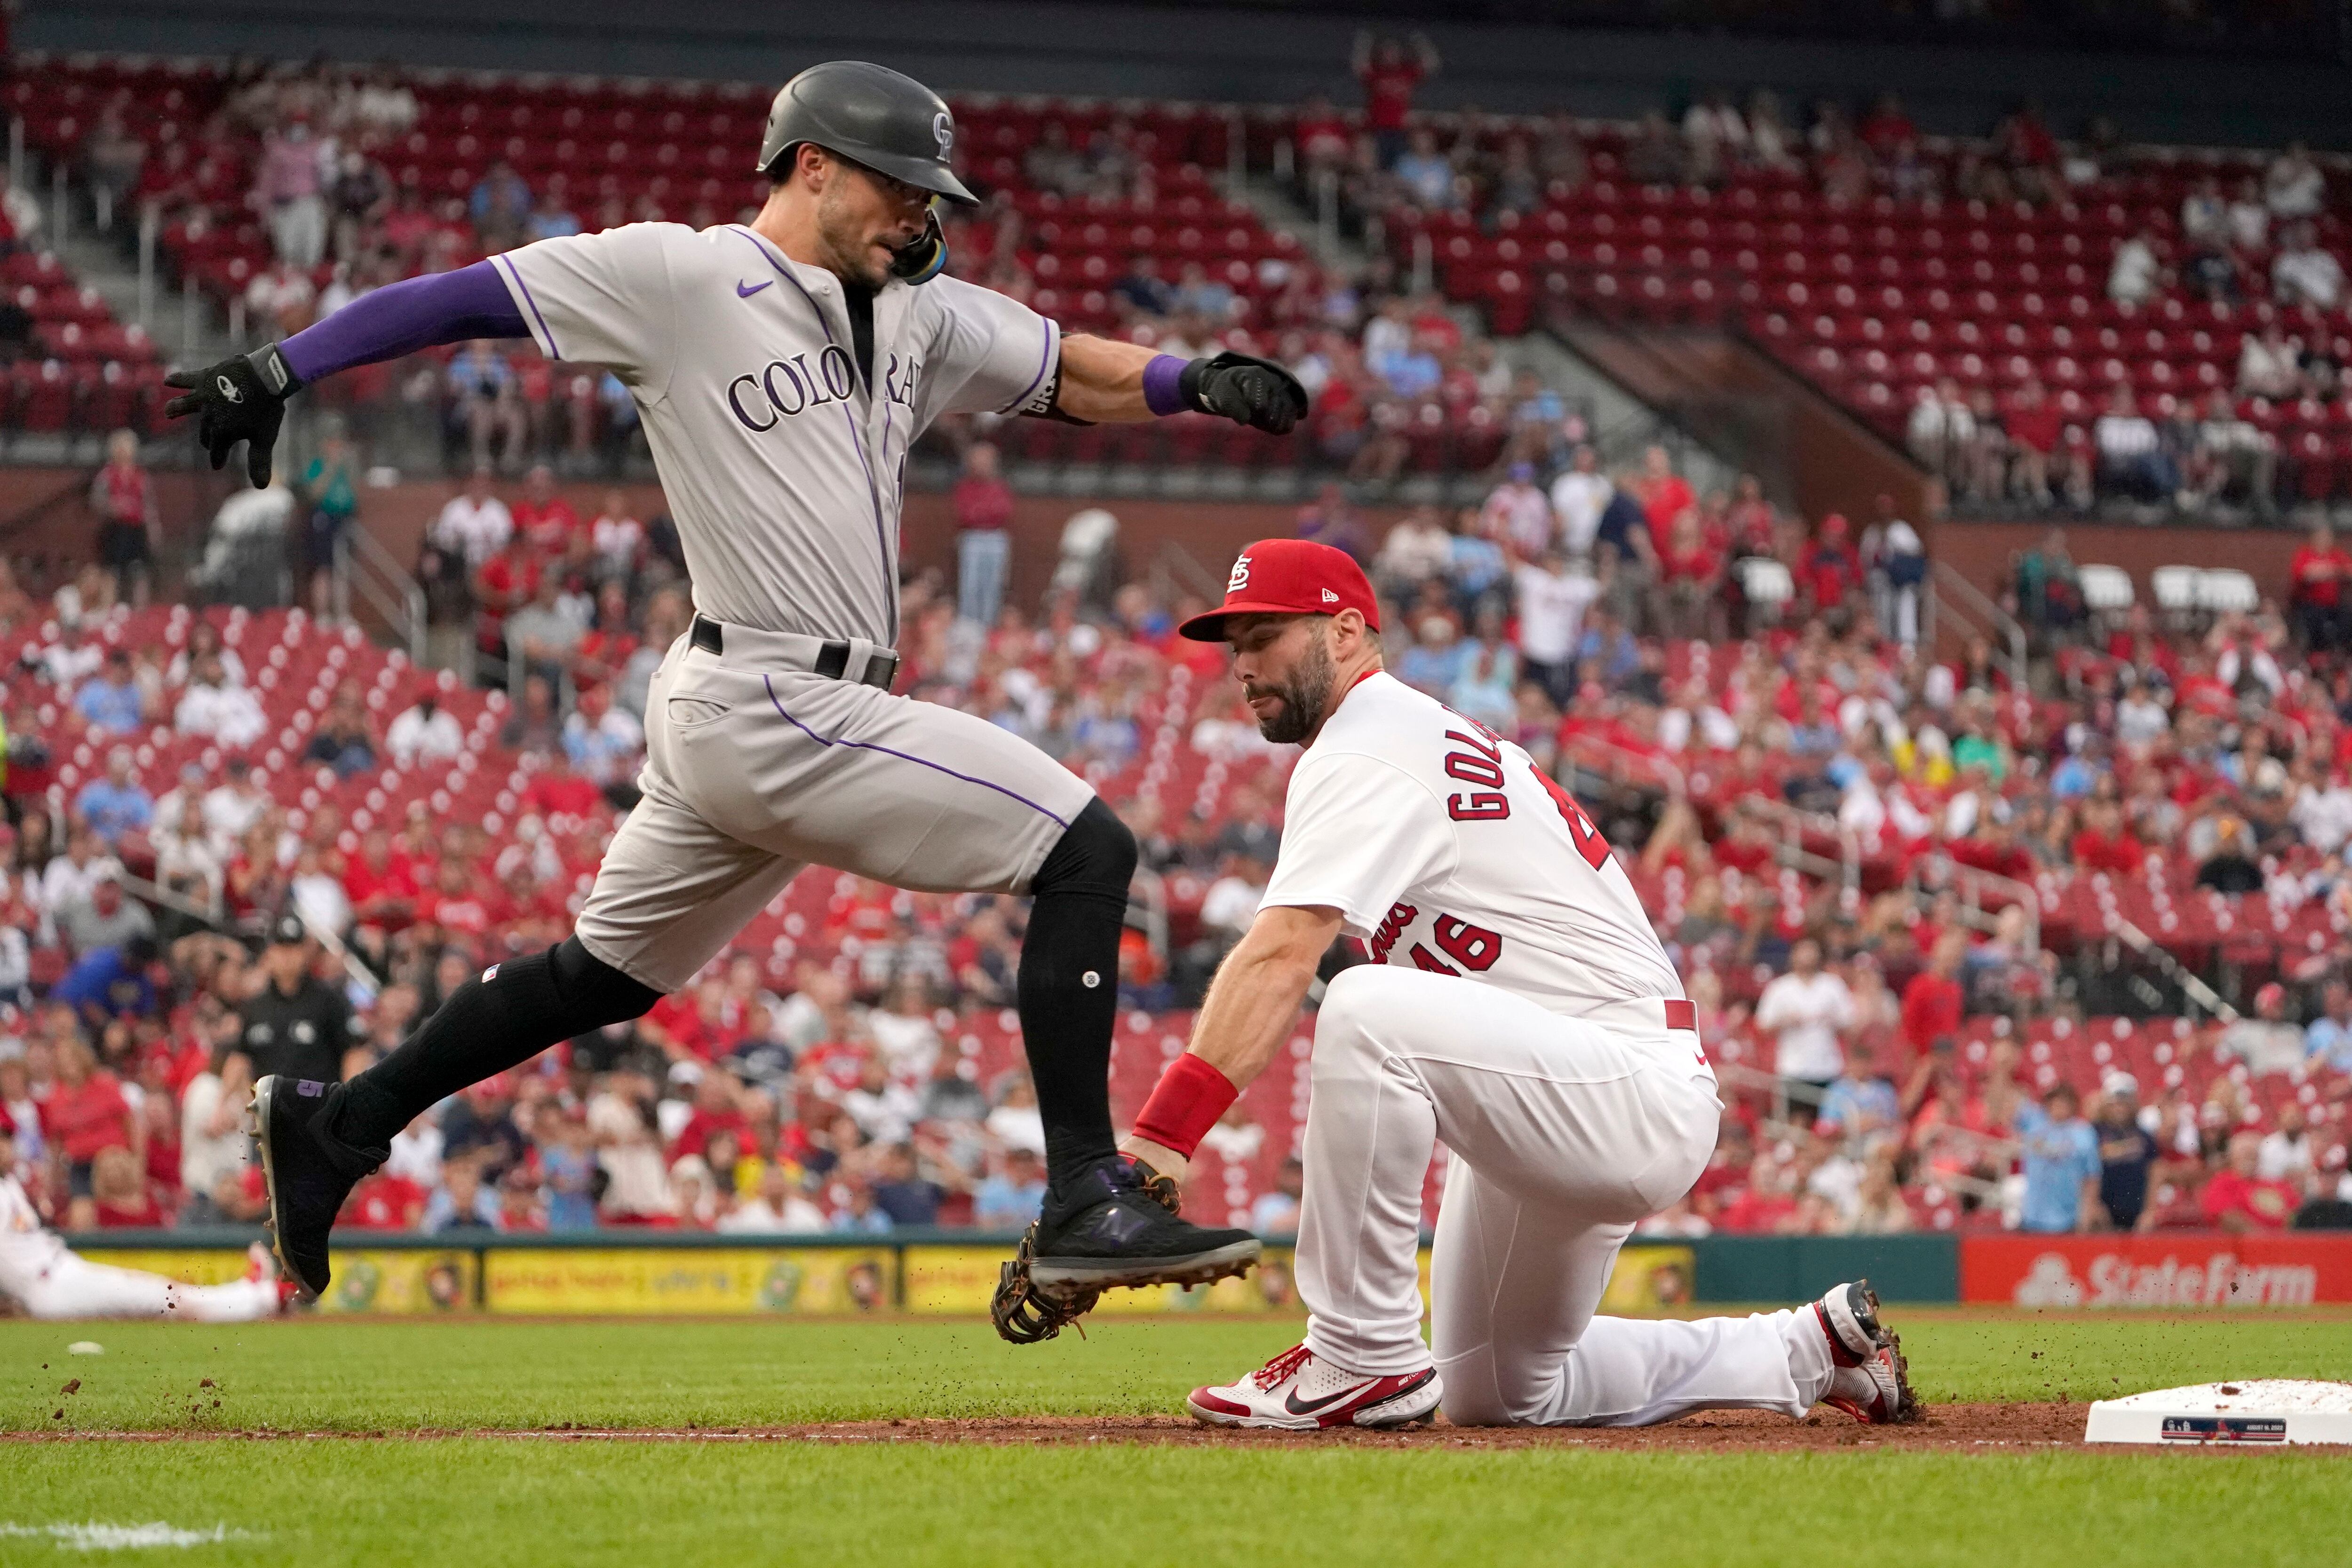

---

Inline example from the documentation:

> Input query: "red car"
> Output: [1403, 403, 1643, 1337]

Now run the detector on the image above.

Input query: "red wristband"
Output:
[1131, 1053, 1239, 1161]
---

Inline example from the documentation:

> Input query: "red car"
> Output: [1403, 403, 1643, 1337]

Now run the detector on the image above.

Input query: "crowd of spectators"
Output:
[56, 50, 1607, 488]
[1294, 56, 2352, 524]
[9, 439, 2352, 1243]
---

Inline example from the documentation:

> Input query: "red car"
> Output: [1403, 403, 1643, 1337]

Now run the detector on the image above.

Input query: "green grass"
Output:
[0, 1315, 2347, 1566]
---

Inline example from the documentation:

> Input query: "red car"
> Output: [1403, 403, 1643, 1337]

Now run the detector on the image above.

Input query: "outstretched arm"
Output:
[167, 260, 529, 485]
[1121, 903, 1340, 1186]
[1053, 333, 1308, 433]
[279, 261, 527, 383]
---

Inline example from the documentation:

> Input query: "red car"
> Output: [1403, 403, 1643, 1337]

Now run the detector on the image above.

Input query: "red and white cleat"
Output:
[1187, 1343, 1443, 1431]
[1812, 1279, 1919, 1424]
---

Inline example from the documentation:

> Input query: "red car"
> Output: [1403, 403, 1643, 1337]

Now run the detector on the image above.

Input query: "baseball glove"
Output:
[989, 1156, 1182, 1345]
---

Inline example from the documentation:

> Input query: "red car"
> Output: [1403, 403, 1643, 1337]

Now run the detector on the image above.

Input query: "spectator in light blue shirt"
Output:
[1817, 1043, 1902, 1143]
[73, 649, 144, 735]
[830, 1179, 896, 1235]
[973, 1148, 1048, 1232]
[73, 747, 153, 845]
[2014, 1083, 2102, 1234]
[1444, 509, 1508, 605]
[1372, 341, 1442, 399]
[2049, 734, 2107, 801]
[1396, 613, 1469, 698]
[2304, 980, 2352, 1073]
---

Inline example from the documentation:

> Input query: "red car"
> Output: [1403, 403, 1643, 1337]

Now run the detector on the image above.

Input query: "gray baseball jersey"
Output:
[493, 222, 1058, 643]
[488, 222, 1095, 994]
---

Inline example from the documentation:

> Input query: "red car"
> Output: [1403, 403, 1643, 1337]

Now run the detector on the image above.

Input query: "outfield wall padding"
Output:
[64, 1230, 2352, 1315]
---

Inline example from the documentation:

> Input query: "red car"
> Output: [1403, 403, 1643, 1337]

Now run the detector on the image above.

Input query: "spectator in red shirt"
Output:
[343, 827, 421, 931]
[474, 531, 541, 675]
[2070, 800, 2146, 875]
[2290, 521, 2350, 651]
[2201, 1130, 2303, 1232]
[1631, 444, 1694, 539]
[1656, 511, 1722, 639]
[343, 1169, 429, 1230]
[510, 464, 580, 555]
[1899, 929, 1967, 1061]
[1798, 514, 1863, 613]
[1352, 30, 1440, 167]
[524, 748, 602, 821]
[2002, 377, 2070, 507]
[42, 1039, 135, 1226]
[424, 856, 494, 942]
[669, 1068, 750, 1157]
[90, 1145, 167, 1227]
[1857, 93, 1917, 158]
[954, 442, 1016, 627]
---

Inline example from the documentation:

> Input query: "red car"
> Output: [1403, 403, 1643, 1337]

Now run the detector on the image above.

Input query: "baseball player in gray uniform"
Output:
[165, 61, 1307, 1338]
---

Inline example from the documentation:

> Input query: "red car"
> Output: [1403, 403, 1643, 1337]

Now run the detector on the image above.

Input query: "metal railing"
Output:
[1926, 560, 2029, 687]
[2102, 913, 2241, 1025]
[334, 525, 427, 662]
[1907, 850, 2040, 952]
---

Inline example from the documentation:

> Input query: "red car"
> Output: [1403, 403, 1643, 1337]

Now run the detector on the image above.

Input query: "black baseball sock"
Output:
[1018, 797, 1136, 1197]
[326, 936, 660, 1152]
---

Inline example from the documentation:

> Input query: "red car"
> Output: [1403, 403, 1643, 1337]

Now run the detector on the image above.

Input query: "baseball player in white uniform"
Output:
[1121, 540, 1920, 1429]
[167, 62, 1303, 1325]
[0, 1111, 288, 1322]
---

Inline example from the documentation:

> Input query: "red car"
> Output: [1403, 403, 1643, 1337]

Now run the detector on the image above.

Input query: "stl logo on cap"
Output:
[1228, 553, 1252, 592]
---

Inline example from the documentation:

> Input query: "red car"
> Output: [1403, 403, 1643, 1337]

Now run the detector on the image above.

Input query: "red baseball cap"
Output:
[1177, 539, 1381, 642]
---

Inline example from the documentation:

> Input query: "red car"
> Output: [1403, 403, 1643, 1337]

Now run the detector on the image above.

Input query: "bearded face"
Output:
[1244, 623, 1337, 744]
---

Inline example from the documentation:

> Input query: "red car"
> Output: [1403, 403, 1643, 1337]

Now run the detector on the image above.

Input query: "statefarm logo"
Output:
[2012, 1249, 2319, 1309]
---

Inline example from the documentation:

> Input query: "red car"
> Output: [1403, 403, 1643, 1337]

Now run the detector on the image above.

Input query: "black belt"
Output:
[689, 616, 900, 690]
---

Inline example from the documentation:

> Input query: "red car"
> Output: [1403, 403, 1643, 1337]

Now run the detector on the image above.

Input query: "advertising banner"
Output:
[902, 1246, 1302, 1314]
[318, 1249, 478, 1314]
[485, 1247, 895, 1315]
[78, 1247, 479, 1314]
[1962, 1235, 2352, 1308]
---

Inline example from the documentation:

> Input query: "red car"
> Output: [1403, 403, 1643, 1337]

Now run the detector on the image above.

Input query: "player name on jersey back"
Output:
[1261, 673, 1684, 1019]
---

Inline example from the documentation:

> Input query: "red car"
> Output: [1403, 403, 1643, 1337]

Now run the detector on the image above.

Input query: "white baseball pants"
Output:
[1295, 966, 1835, 1426]
[8, 1255, 280, 1323]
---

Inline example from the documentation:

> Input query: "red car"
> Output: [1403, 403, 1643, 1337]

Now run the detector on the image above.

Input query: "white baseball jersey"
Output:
[0, 1172, 66, 1291]
[1261, 672, 1682, 1016]
[493, 223, 1059, 644]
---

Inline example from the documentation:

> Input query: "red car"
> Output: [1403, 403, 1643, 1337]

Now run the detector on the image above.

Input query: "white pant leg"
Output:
[1297, 966, 1714, 1378]
[21, 1256, 278, 1323]
[1543, 1310, 1834, 1426]
[1298, 966, 1830, 1427]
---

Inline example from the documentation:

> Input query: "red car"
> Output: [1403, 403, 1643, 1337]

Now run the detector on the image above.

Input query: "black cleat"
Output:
[991, 1157, 1259, 1342]
[249, 1076, 383, 1299]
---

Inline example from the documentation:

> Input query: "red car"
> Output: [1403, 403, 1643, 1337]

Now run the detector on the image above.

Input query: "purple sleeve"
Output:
[1142, 353, 1190, 417]
[279, 261, 529, 385]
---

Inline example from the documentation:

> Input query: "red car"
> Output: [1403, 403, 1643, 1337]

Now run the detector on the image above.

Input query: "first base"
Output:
[2084, 1381, 2352, 1446]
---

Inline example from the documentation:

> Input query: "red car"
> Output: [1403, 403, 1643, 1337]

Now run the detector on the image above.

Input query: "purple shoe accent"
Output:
[736, 279, 772, 298]
[763, 673, 1072, 830]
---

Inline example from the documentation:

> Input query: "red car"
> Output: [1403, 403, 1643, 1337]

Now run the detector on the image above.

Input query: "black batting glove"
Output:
[163, 342, 304, 488]
[1180, 350, 1309, 435]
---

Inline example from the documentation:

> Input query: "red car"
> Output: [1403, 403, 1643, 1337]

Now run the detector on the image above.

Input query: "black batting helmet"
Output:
[755, 61, 978, 206]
